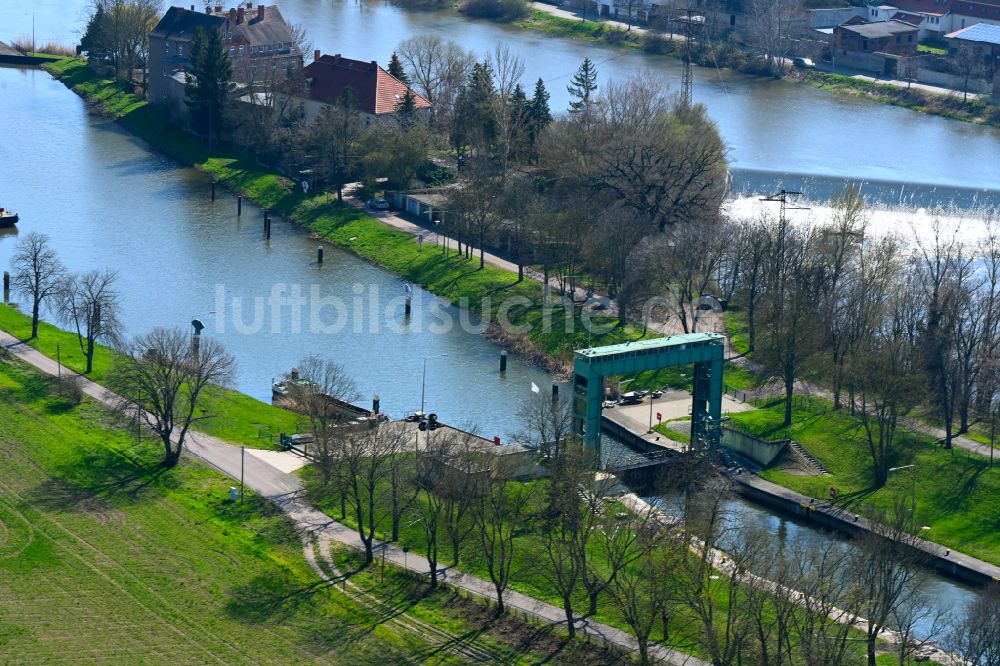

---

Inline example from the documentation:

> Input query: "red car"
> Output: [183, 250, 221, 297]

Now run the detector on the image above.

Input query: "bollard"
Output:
[237, 195, 242, 216]
[552, 382, 559, 403]
[2, 271, 8, 303]
[372, 394, 380, 414]
[265, 216, 271, 240]
[500, 350, 507, 373]
[211, 180, 216, 201]
[317, 246, 324, 264]
[405, 294, 412, 316]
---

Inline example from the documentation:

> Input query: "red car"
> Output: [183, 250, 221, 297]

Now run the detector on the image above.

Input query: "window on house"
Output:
[177, 44, 183, 56]
[229, 46, 235, 57]
[729, 13, 735, 25]
[252, 64, 257, 79]
[238, 45, 244, 56]
[897, 35, 901, 42]
[908, 34, 913, 40]
[863, 39, 869, 49]
[164, 41, 170, 55]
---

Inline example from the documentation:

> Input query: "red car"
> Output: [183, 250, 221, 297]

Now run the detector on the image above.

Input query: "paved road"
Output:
[0, 328, 706, 666]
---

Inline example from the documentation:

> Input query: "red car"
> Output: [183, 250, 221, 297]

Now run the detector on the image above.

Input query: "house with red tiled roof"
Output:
[290, 51, 431, 126]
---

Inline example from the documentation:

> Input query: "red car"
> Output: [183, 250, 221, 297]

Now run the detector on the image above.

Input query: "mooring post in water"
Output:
[372, 394, 380, 414]
[404, 293, 412, 317]
[2, 271, 9, 303]
[211, 180, 216, 201]
[237, 195, 242, 216]
[317, 246, 324, 264]
[552, 382, 559, 403]
[500, 350, 507, 373]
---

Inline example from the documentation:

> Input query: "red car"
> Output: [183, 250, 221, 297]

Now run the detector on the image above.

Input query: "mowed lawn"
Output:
[742, 397, 1000, 565]
[0, 358, 593, 664]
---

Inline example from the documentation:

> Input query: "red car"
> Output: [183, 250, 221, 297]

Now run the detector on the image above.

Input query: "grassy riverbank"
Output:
[735, 396, 1000, 566]
[796, 69, 1000, 126]
[508, 9, 998, 127]
[0, 356, 610, 663]
[0, 304, 303, 449]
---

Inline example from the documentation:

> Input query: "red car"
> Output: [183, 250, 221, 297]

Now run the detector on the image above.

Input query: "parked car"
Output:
[367, 197, 390, 210]
[793, 57, 816, 69]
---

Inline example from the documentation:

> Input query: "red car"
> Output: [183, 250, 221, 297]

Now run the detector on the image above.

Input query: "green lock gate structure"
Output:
[573, 333, 725, 450]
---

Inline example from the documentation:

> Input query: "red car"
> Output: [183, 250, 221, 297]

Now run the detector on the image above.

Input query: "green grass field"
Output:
[736, 396, 1000, 565]
[0, 304, 304, 449]
[0, 356, 626, 664]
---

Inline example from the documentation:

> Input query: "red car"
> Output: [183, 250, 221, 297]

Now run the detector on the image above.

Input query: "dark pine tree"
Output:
[567, 57, 597, 114]
[526, 77, 552, 160]
[185, 27, 232, 149]
[395, 87, 419, 127]
[388, 52, 410, 84]
[80, 4, 108, 63]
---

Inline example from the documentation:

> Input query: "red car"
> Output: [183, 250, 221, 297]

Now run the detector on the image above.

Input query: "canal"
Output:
[0, 65, 556, 440]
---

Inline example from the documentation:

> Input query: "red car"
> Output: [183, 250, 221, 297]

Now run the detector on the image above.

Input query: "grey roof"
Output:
[151, 7, 224, 42]
[947, 22, 1000, 45]
[837, 19, 919, 38]
[151, 5, 295, 46]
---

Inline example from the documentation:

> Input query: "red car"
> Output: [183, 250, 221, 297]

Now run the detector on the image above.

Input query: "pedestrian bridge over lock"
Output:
[573, 333, 725, 452]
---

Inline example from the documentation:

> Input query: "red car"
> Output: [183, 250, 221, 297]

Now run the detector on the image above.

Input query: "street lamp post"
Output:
[420, 353, 448, 416]
[888, 464, 917, 516]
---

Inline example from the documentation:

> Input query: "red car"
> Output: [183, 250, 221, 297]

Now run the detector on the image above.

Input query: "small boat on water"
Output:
[0, 208, 18, 228]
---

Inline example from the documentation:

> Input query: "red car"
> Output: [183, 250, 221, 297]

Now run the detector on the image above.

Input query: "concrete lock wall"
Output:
[721, 427, 787, 465]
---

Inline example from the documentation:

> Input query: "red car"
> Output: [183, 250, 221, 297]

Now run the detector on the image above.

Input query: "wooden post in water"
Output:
[2, 271, 8, 303]
[500, 350, 507, 373]
[552, 382, 559, 403]
[405, 294, 412, 317]
[211, 180, 216, 201]
[317, 246, 324, 264]
[237, 195, 242, 216]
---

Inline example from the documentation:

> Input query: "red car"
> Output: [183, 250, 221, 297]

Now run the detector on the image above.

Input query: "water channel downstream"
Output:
[2, 0, 997, 648]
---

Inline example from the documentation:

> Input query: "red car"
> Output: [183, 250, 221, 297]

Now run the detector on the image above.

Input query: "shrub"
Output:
[462, 0, 529, 21]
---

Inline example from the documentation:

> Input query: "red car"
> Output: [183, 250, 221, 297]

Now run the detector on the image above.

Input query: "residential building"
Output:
[946, 22, 1000, 73]
[147, 4, 300, 111]
[834, 19, 920, 54]
[291, 52, 431, 126]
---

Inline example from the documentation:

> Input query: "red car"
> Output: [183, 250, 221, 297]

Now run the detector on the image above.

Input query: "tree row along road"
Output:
[0, 327, 706, 666]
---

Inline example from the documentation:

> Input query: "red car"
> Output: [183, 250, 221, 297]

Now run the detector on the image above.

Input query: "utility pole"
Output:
[679, 7, 696, 108]
[240, 444, 245, 504]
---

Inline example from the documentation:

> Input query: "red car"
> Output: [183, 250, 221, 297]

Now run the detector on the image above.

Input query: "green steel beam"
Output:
[573, 333, 725, 449]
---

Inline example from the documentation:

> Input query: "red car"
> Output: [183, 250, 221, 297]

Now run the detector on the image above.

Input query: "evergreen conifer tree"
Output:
[388, 52, 410, 84]
[567, 57, 597, 114]
[185, 27, 232, 149]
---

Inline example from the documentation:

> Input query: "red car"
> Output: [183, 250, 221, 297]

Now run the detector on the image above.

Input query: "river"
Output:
[7, 0, 1000, 206]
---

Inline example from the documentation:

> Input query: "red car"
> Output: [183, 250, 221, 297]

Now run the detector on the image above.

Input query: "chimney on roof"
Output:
[371, 60, 378, 68]
[246, 1, 252, 6]
[237, 6, 244, 22]
[314, 49, 321, 62]
[190, 4, 195, 10]
[205, 5, 211, 13]
[229, 8, 237, 21]
[257, 5, 265, 19]
[215, 5, 222, 12]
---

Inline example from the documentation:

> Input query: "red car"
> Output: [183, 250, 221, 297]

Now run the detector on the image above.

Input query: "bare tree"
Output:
[396, 36, 475, 130]
[485, 44, 526, 174]
[516, 393, 575, 458]
[10, 232, 66, 340]
[789, 547, 864, 666]
[411, 429, 466, 587]
[745, 0, 804, 77]
[446, 164, 503, 269]
[472, 459, 536, 615]
[110, 327, 235, 467]
[851, 499, 927, 666]
[644, 220, 727, 333]
[608, 532, 679, 666]
[56, 269, 122, 374]
[335, 421, 409, 564]
[914, 219, 974, 448]
[950, 586, 1000, 666]
[281, 355, 359, 484]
